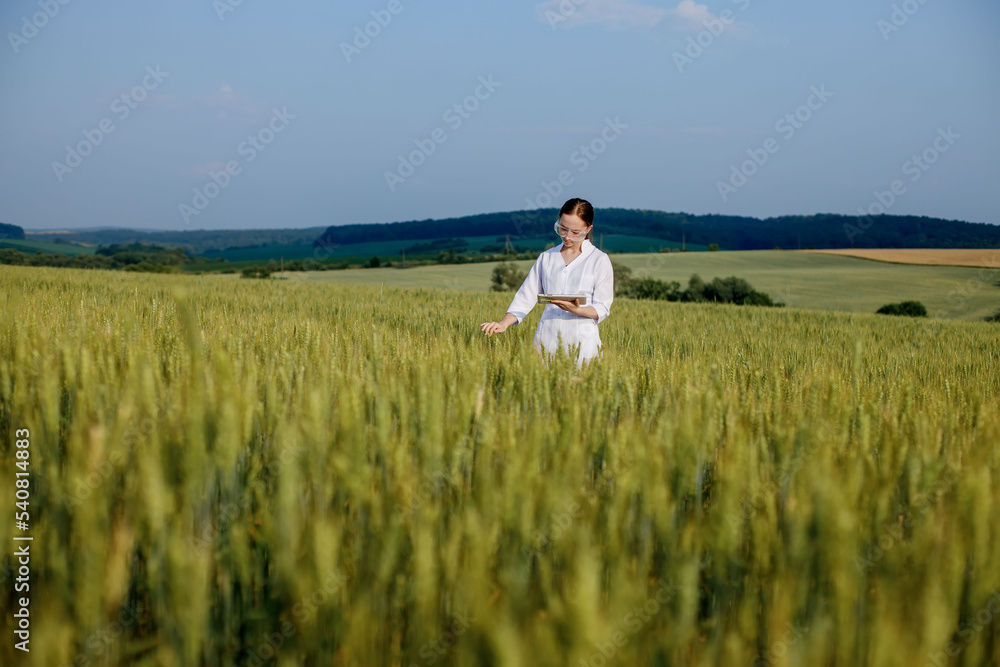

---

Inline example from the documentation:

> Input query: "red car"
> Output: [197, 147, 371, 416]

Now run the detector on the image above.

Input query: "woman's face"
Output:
[557, 213, 591, 248]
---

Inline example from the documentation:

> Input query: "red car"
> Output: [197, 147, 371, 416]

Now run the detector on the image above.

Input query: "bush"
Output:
[241, 267, 272, 279]
[368, 256, 381, 268]
[617, 273, 781, 306]
[611, 260, 633, 294]
[683, 274, 707, 302]
[436, 250, 467, 265]
[743, 290, 779, 307]
[703, 276, 769, 305]
[688, 274, 781, 306]
[123, 263, 182, 274]
[985, 310, 1000, 323]
[876, 301, 927, 317]
[619, 278, 681, 301]
[708, 244, 719, 252]
[0, 248, 27, 265]
[490, 262, 526, 292]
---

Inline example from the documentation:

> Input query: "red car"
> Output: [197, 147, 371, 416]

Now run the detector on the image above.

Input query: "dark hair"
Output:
[559, 198, 594, 241]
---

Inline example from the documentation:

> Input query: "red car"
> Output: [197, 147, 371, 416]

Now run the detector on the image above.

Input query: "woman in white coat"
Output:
[480, 198, 614, 367]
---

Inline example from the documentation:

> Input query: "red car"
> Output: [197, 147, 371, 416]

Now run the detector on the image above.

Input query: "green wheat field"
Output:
[1, 264, 998, 667]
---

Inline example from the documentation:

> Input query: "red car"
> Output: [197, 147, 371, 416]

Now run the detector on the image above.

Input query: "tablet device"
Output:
[538, 293, 587, 305]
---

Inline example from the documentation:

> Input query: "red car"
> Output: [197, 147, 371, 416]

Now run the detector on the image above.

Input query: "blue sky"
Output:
[1, 0, 997, 231]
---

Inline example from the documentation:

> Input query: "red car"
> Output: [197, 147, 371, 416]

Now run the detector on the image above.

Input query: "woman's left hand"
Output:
[548, 298, 581, 314]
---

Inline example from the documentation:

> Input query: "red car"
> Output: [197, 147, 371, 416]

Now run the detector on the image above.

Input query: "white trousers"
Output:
[532, 306, 602, 367]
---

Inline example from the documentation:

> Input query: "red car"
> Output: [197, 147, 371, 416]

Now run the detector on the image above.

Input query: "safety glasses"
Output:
[554, 221, 589, 239]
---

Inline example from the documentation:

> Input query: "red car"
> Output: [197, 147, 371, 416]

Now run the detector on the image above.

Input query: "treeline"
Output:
[316, 209, 1000, 250]
[16, 208, 998, 258]
[0, 242, 544, 276]
[23, 227, 327, 254]
[286, 249, 540, 271]
[0, 243, 193, 273]
[363, 249, 543, 269]
[230, 249, 543, 275]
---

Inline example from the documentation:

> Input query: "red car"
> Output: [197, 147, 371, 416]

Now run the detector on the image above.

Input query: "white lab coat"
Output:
[506, 238, 614, 366]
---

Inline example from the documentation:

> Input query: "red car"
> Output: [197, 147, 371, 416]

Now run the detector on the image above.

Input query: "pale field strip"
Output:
[801, 248, 1000, 268]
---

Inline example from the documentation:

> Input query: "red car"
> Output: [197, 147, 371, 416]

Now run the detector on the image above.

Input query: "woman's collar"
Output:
[555, 238, 594, 254]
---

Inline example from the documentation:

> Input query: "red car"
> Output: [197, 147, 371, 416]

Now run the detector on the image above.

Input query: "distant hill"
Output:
[316, 209, 1000, 251]
[12, 209, 1000, 261]
[0, 222, 25, 240]
[23, 227, 328, 254]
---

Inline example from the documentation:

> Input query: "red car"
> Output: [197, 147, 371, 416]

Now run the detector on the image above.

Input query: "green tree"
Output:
[682, 274, 707, 302]
[877, 301, 927, 317]
[490, 262, 526, 292]
[611, 260, 633, 295]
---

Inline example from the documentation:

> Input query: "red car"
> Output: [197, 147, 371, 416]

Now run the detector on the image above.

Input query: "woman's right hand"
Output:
[480, 321, 508, 337]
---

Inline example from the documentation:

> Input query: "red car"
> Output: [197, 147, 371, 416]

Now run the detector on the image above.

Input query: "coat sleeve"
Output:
[591, 255, 614, 325]
[506, 257, 543, 325]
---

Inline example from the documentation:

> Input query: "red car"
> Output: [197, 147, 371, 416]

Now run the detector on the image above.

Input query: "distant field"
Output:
[803, 248, 1000, 267]
[1, 238, 95, 256]
[279, 250, 1000, 321]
